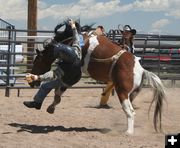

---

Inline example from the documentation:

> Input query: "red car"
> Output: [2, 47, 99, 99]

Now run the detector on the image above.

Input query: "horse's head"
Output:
[29, 48, 55, 87]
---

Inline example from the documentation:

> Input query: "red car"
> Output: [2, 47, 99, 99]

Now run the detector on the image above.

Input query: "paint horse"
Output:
[30, 20, 166, 134]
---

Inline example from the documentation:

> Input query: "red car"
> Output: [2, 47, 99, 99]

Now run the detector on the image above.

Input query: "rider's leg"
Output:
[23, 78, 61, 109]
[47, 86, 67, 114]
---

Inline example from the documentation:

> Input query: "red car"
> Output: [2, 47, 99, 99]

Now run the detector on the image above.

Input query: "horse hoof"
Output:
[125, 130, 134, 135]
[99, 104, 111, 109]
[47, 106, 55, 114]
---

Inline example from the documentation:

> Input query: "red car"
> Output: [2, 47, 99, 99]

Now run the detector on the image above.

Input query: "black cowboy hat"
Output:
[120, 25, 136, 35]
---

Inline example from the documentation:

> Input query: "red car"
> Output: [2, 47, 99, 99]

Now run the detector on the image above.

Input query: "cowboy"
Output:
[23, 19, 82, 110]
[119, 25, 136, 53]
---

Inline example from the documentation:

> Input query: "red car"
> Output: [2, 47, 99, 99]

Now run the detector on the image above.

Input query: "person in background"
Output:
[119, 24, 136, 53]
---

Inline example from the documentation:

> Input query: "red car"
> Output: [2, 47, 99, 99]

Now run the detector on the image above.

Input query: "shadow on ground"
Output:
[8, 123, 111, 134]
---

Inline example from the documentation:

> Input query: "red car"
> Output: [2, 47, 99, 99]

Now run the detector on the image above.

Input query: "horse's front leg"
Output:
[47, 87, 66, 114]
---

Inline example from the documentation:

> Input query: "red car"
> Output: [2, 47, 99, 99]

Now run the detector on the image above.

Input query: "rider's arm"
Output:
[69, 19, 82, 59]
[72, 26, 80, 46]
[26, 67, 64, 83]
[69, 20, 80, 46]
[39, 66, 64, 81]
[39, 71, 55, 81]
[26, 71, 55, 83]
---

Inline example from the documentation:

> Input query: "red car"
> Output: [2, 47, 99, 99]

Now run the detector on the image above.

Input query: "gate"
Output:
[0, 18, 16, 96]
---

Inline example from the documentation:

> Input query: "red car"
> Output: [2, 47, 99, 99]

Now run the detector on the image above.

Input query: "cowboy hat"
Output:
[120, 25, 136, 35]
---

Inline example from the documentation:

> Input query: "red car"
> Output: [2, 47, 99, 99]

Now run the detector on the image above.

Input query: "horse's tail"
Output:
[143, 69, 166, 132]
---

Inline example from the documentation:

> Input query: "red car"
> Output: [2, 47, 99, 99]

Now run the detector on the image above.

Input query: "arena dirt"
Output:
[0, 86, 180, 148]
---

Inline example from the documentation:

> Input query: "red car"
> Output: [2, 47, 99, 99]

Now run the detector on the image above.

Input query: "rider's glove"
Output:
[25, 73, 39, 83]
[69, 19, 76, 29]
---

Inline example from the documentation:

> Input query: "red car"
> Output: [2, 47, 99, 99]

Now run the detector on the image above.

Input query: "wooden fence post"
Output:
[27, 0, 37, 72]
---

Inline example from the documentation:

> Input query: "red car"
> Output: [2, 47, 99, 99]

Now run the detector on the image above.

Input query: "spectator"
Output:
[119, 24, 136, 53]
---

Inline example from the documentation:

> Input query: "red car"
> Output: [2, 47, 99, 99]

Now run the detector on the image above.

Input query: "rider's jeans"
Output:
[33, 78, 61, 103]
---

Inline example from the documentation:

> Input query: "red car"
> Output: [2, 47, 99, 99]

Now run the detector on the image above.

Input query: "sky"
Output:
[0, 0, 180, 35]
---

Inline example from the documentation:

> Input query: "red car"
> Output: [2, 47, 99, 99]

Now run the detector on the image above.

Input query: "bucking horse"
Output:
[28, 19, 166, 134]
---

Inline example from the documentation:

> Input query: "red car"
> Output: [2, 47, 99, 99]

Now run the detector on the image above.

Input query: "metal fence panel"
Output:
[0, 19, 16, 96]
[1, 27, 180, 96]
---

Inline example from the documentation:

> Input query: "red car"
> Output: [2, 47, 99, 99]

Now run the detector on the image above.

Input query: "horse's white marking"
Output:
[81, 36, 99, 75]
[131, 56, 144, 92]
[122, 99, 135, 134]
[125, 56, 143, 132]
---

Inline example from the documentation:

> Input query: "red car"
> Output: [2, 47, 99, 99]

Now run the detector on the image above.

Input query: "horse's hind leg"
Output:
[129, 89, 140, 109]
[116, 90, 135, 134]
[129, 73, 144, 109]
[47, 87, 66, 114]
[99, 81, 114, 108]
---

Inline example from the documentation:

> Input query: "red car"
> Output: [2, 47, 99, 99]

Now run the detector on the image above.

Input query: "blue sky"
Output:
[1, 0, 180, 35]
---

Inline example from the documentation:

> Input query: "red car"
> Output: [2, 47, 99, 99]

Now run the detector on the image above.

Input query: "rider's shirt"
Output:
[53, 43, 82, 86]
[79, 34, 84, 48]
[39, 27, 82, 87]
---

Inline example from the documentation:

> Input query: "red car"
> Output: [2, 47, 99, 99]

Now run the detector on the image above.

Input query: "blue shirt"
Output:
[79, 34, 84, 48]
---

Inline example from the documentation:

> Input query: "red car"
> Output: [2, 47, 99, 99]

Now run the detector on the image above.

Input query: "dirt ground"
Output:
[0, 85, 180, 148]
